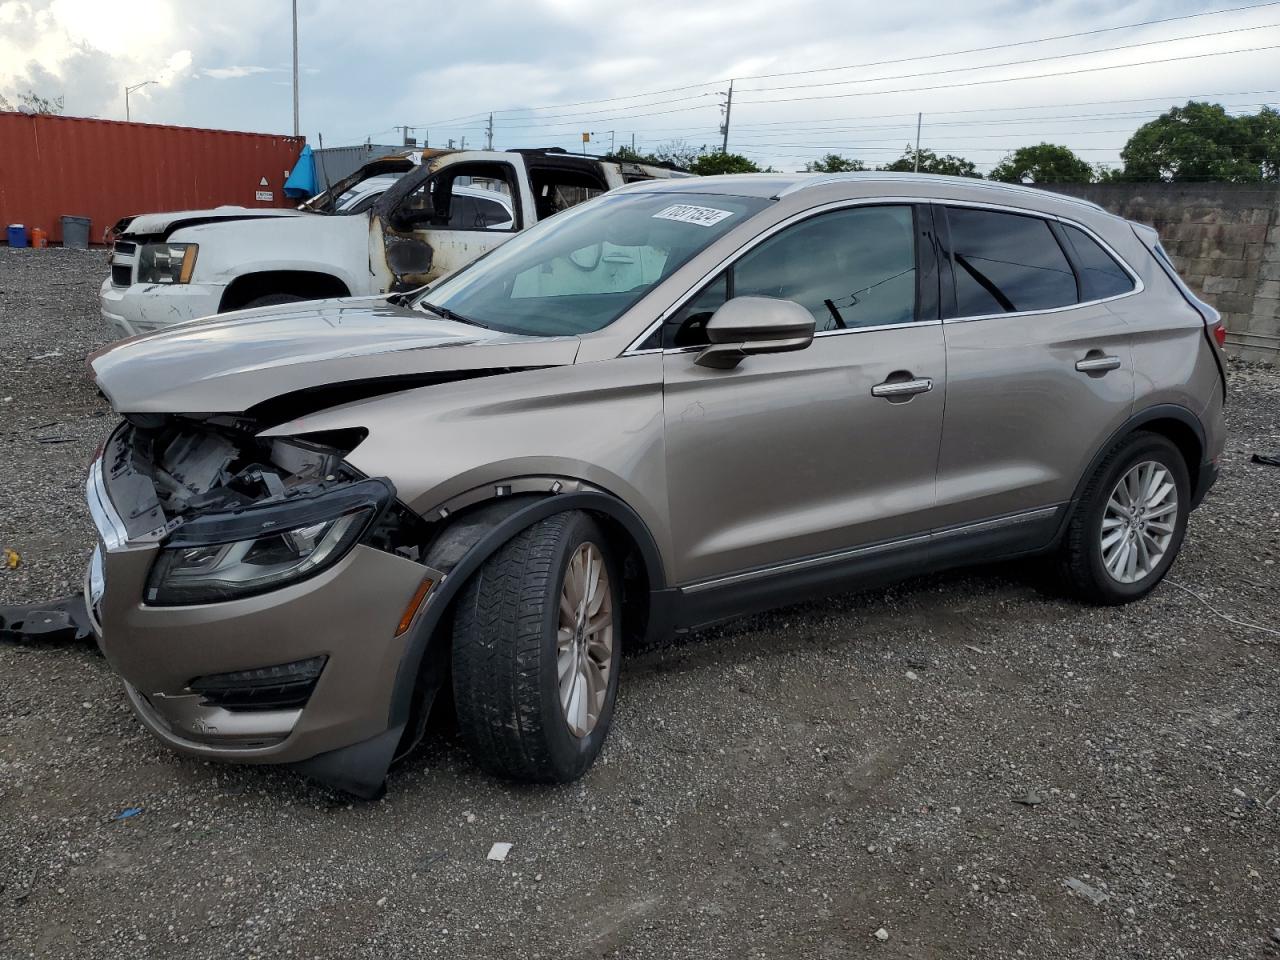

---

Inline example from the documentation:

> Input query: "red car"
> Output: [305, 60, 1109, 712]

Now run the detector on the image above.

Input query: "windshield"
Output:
[415, 191, 771, 336]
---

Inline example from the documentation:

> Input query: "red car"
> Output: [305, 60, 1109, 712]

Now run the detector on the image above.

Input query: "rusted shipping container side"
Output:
[0, 113, 304, 245]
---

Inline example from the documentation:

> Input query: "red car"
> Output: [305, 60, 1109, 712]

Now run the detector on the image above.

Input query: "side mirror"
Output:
[694, 297, 816, 369]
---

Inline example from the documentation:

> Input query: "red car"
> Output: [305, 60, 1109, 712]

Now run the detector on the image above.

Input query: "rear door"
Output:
[933, 204, 1136, 532]
[661, 203, 948, 584]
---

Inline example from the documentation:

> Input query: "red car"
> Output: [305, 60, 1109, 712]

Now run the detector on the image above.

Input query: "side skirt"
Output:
[670, 505, 1065, 632]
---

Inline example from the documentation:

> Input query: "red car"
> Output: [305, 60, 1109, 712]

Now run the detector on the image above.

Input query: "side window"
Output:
[475, 196, 514, 230]
[734, 206, 917, 332]
[945, 207, 1077, 315]
[665, 274, 729, 348]
[1060, 223, 1135, 301]
[663, 205, 918, 348]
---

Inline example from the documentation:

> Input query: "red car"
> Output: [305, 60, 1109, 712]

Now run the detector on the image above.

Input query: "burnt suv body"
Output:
[86, 173, 1226, 796]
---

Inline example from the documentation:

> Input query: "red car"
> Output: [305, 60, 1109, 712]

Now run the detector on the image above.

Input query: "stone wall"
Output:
[1045, 183, 1280, 363]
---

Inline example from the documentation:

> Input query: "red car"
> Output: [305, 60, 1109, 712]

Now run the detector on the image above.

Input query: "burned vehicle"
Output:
[86, 173, 1226, 797]
[100, 147, 685, 339]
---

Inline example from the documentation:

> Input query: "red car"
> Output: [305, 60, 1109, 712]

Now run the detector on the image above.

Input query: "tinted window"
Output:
[1060, 223, 1134, 300]
[664, 205, 918, 347]
[735, 205, 917, 332]
[946, 208, 1077, 315]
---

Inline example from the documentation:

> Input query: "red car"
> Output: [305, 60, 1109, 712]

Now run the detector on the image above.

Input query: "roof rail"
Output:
[778, 171, 1106, 212]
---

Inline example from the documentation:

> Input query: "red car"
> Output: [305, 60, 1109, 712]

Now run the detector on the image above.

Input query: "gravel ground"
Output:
[1, 246, 1279, 960]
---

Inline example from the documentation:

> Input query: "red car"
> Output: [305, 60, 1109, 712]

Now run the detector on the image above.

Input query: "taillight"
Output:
[1212, 322, 1227, 349]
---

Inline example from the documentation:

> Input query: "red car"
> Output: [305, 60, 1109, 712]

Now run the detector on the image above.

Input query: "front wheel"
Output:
[451, 511, 621, 782]
[1060, 432, 1190, 604]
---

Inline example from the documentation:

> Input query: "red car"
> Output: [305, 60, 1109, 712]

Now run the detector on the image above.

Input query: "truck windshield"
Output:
[415, 192, 771, 336]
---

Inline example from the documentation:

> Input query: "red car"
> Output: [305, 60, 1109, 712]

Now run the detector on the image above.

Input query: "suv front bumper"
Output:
[84, 439, 427, 767]
[99, 277, 226, 339]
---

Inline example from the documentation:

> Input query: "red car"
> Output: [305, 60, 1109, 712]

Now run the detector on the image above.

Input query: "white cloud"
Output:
[202, 65, 276, 80]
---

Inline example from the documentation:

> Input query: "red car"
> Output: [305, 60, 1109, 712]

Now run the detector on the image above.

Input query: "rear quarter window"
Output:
[1060, 223, 1136, 301]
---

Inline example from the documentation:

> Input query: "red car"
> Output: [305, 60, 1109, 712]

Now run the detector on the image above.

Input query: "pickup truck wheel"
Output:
[1060, 432, 1189, 605]
[451, 511, 621, 782]
[241, 293, 305, 310]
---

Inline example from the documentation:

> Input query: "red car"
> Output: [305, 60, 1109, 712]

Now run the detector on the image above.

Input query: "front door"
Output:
[374, 157, 527, 290]
[661, 203, 947, 585]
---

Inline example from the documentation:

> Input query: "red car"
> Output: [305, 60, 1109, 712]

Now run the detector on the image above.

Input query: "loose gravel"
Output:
[1, 247, 1278, 960]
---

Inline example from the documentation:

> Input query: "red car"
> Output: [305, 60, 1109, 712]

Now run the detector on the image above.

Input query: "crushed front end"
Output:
[86, 415, 435, 792]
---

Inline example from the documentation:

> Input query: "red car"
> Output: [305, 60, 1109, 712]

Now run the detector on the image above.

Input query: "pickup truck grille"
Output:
[110, 240, 136, 286]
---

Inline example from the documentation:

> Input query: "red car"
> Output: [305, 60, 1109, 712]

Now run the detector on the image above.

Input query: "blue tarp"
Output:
[283, 144, 317, 199]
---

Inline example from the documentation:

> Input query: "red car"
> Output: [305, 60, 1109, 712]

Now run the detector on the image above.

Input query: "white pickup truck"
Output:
[100, 148, 685, 338]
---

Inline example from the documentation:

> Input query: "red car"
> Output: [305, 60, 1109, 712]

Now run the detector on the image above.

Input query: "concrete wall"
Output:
[1046, 183, 1280, 362]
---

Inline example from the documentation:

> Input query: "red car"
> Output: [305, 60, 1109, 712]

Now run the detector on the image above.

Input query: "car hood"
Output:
[88, 298, 581, 415]
[121, 206, 308, 238]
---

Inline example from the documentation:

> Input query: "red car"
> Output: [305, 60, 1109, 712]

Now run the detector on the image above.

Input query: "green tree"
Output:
[803, 153, 865, 172]
[1241, 105, 1280, 181]
[0, 89, 64, 114]
[1119, 101, 1262, 182]
[881, 146, 980, 177]
[689, 152, 761, 175]
[989, 143, 1093, 184]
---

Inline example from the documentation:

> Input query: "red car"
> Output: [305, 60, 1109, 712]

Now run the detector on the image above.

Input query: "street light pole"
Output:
[291, 0, 300, 137]
[124, 80, 156, 122]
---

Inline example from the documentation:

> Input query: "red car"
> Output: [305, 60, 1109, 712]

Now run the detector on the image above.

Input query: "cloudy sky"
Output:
[2, 0, 1277, 172]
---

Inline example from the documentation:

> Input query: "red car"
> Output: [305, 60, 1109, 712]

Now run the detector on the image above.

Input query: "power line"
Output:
[737, 21, 1280, 94]
[404, 0, 1280, 128]
[736, 43, 1280, 105]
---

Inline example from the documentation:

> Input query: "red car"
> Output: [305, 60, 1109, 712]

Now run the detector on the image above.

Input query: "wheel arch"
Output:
[387, 487, 672, 759]
[219, 270, 352, 312]
[1060, 403, 1207, 541]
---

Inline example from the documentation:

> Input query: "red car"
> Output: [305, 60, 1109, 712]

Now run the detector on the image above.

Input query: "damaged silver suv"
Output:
[86, 173, 1226, 797]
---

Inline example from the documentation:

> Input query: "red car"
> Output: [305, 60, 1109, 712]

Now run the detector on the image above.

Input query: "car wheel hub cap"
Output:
[556, 542, 613, 738]
[1100, 460, 1178, 584]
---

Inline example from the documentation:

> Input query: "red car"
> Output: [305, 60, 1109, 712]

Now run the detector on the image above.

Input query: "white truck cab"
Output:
[100, 148, 685, 338]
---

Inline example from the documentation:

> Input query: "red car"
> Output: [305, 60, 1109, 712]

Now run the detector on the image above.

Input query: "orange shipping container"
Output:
[0, 113, 304, 246]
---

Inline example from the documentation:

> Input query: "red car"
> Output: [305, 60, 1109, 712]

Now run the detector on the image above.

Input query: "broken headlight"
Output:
[137, 243, 198, 284]
[145, 478, 392, 605]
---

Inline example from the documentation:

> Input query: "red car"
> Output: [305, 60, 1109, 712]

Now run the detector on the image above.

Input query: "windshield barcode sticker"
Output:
[652, 204, 735, 227]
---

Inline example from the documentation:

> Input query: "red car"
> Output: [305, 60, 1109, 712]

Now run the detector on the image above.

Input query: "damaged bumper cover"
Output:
[86, 420, 434, 789]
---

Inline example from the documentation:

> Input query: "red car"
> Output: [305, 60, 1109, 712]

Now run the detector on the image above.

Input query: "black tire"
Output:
[241, 293, 306, 310]
[1059, 431, 1190, 605]
[451, 511, 622, 782]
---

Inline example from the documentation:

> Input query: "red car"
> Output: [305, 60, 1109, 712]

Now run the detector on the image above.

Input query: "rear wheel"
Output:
[1060, 432, 1190, 604]
[451, 511, 621, 782]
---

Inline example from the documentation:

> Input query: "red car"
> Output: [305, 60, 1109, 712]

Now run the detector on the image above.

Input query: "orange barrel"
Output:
[30, 227, 48, 248]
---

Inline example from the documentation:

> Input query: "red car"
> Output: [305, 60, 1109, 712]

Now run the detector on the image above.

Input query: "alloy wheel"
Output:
[556, 541, 613, 738]
[1100, 460, 1179, 584]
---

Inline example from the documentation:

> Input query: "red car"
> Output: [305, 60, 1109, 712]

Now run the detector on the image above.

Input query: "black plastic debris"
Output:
[0, 595, 92, 644]
[1252, 452, 1280, 467]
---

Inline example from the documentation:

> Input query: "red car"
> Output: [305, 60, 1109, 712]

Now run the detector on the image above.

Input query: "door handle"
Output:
[1075, 355, 1122, 373]
[871, 377, 933, 399]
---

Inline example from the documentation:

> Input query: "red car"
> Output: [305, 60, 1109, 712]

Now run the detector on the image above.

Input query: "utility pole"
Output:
[913, 112, 922, 173]
[631, 132, 636, 152]
[460, 136, 467, 150]
[124, 80, 156, 122]
[720, 80, 734, 153]
[291, 0, 300, 137]
[485, 113, 494, 151]
[395, 125, 417, 146]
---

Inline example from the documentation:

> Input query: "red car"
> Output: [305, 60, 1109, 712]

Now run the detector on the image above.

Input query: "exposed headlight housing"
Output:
[137, 242, 198, 284]
[145, 478, 392, 605]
